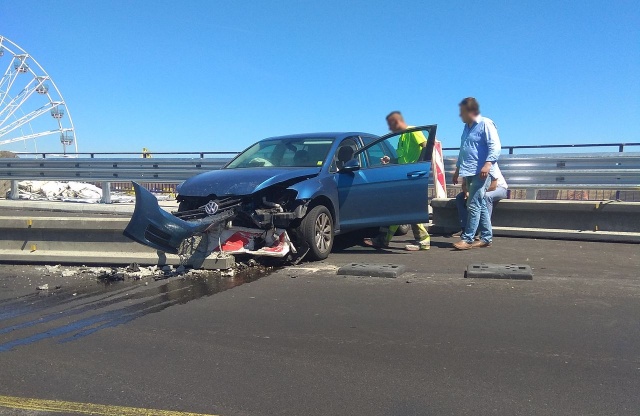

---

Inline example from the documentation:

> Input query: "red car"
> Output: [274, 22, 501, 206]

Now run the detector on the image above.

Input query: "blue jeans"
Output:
[456, 186, 508, 231]
[460, 175, 493, 243]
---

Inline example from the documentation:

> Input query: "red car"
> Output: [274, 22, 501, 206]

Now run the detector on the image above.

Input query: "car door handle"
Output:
[407, 170, 428, 178]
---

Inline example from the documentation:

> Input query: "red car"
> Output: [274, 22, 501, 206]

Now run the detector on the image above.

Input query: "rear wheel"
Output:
[297, 205, 333, 261]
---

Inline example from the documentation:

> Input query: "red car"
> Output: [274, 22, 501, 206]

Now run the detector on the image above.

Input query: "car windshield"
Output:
[226, 138, 335, 169]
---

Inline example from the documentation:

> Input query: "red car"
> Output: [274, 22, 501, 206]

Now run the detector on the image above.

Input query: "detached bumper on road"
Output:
[123, 182, 215, 254]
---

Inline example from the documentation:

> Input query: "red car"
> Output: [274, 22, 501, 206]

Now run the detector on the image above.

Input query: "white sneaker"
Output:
[405, 237, 430, 251]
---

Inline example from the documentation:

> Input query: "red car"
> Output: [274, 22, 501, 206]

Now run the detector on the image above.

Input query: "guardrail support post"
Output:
[9, 180, 19, 200]
[526, 189, 537, 200]
[101, 181, 112, 204]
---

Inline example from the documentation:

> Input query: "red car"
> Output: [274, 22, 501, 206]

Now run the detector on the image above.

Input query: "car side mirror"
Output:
[339, 159, 360, 173]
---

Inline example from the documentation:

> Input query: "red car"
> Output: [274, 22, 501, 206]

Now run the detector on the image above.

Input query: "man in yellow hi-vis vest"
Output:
[365, 111, 431, 251]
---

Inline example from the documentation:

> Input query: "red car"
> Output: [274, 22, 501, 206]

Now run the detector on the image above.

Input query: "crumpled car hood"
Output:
[177, 167, 322, 197]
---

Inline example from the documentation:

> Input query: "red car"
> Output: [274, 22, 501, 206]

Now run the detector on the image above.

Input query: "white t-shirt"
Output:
[491, 163, 508, 189]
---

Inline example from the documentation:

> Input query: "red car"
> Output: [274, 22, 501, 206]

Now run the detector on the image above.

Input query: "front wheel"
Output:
[297, 205, 333, 261]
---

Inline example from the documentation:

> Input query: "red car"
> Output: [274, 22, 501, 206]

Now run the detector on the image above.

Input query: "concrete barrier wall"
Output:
[1, 200, 638, 269]
[431, 199, 640, 243]
[0, 215, 230, 268]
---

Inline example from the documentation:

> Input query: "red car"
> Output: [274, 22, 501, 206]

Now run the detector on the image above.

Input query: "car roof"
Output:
[261, 132, 378, 141]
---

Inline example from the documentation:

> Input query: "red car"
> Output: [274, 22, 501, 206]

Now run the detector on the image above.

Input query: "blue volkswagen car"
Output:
[124, 125, 436, 261]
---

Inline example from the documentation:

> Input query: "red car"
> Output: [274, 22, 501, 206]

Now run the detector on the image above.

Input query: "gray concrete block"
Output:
[202, 255, 235, 270]
[337, 263, 406, 278]
[465, 263, 533, 280]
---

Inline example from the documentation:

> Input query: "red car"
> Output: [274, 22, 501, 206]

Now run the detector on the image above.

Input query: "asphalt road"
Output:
[0, 236, 638, 415]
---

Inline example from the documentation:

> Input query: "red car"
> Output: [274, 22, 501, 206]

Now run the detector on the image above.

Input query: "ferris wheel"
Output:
[0, 35, 77, 154]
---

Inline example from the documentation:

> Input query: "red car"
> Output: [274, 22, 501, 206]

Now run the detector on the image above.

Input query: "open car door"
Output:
[334, 125, 437, 231]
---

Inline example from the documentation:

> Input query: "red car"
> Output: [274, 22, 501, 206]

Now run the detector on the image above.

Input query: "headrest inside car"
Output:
[337, 146, 354, 162]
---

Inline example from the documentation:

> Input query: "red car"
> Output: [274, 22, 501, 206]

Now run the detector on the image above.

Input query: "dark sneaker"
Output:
[363, 235, 389, 248]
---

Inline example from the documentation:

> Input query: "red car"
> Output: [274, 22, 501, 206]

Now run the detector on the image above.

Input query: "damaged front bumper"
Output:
[123, 182, 235, 254]
[123, 182, 304, 258]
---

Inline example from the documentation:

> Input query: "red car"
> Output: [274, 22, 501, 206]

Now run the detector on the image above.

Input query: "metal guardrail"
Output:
[10, 141, 640, 159]
[11, 151, 240, 159]
[442, 142, 640, 154]
[443, 152, 640, 200]
[1, 152, 639, 203]
[1, 158, 231, 203]
[0, 158, 230, 180]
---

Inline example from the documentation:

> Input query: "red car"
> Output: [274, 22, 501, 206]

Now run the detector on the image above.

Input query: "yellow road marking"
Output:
[0, 395, 220, 416]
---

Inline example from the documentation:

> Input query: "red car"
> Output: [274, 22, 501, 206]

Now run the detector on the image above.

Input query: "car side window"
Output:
[361, 136, 397, 167]
[357, 127, 435, 168]
[330, 137, 360, 172]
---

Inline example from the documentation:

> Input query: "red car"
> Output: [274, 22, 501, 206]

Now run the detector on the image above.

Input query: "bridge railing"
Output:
[10, 141, 640, 159]
[442, 141, 640, 155]
[1, 151, 639, 203]
[0, 158, 232, 203]
[443, 152, 640, 200]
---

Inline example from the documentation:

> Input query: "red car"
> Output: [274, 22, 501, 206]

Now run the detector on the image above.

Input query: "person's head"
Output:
[458, 97, 480, 124]
[386, 111, 407, 133]
[293, 149, 309, 165]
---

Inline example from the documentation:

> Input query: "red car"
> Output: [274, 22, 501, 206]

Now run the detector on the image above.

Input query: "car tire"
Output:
[298, 205, 333, 261]
[396, 224, 411, 236]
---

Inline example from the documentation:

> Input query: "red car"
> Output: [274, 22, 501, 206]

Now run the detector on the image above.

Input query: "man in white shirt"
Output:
[455, 163, 508, 234]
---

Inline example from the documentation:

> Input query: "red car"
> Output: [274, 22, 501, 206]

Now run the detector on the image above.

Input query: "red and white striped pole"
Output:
[432, 140, 447, 198]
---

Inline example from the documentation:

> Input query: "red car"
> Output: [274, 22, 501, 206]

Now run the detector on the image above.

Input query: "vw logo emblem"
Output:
[204, 200, 219, 215]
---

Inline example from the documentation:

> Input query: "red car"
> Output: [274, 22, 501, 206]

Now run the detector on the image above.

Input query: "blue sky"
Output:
[1, 0, 638, 154]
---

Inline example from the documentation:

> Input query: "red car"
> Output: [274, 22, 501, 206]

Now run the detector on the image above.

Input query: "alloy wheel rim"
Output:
[314, 212, 332, 252]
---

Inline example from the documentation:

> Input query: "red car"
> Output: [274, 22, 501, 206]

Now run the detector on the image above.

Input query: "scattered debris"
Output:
[17, 181, 103, 202]
[29, 256, 273, 293]
[15, 180, 141, 203]
[98, 269, 125, 282]
[221, 269, 235, 277]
